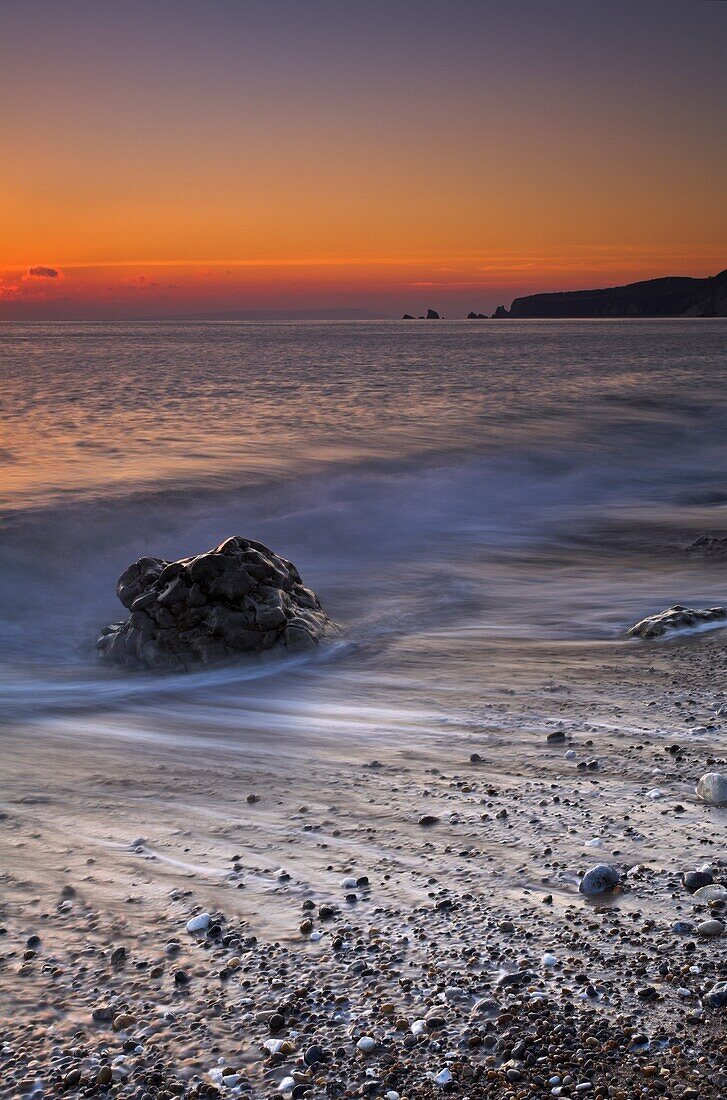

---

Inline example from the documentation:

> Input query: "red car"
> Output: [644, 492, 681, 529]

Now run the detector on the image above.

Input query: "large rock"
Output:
[97, 536, 335, 672]
[627, 604, 727, 639]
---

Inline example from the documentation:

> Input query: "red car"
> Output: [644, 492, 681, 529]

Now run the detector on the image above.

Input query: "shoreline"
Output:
[1, 630, 725, 1098]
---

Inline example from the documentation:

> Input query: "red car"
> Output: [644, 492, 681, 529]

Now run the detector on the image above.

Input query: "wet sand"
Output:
[1, 629, 726, 1099]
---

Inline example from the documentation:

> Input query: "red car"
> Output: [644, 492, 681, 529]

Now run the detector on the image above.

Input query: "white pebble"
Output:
[185, 913, 210, 933]
[542, 952, 559, 967]
[278, 1077, 295, 1094]
[410, 1019, 427, 1035]
[357, 1035, 376, 1052]
[434, 1069, 453, 1086]
[646, 788, 663, 799]
[309, 931, 323, 942]
[263, 1039, 285, 1054]
[584, 838, 603, 848]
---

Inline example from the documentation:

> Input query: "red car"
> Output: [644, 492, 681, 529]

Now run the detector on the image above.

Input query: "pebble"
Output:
[696, 919, 724, 938]
[682, 869, 713, 892]
[693, 884, 727, 902]
[356, 1036, 376, 1052]
[185, 912, 211, 933]
[703, 981, 727, 1007]
[696, 771, 727, 805]
[578, 863, 620, 896]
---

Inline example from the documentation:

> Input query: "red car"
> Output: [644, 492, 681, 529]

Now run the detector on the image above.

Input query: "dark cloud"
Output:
[28, 265, 59, 278]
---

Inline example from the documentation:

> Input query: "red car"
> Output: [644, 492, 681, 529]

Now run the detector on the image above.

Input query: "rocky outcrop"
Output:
[97, 537, 335, 672]
[627, 604, 727, 639]
[402, 313, 415, 320]
[492, 306, 509, 318]
[467, 311, 487, 319]
[499, 268, 727, 318]
[426, 309, 440, 319]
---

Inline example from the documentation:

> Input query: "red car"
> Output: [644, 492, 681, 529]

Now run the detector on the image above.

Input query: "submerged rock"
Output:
[696, 772, 727, 806]
[627, 604, 727, 639]
[97, 536, 335, 672]
[685, 535, 727, 560]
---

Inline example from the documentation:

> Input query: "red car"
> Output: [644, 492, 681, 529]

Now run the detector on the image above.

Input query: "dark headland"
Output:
[494, 267, 727, 318]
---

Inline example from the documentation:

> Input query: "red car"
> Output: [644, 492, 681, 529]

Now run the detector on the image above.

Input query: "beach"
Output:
[2, 628, 726, 1098]
[0, 320, 725, 1097]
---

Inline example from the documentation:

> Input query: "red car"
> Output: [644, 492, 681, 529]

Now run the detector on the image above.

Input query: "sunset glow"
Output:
[2, 0, 725, 318]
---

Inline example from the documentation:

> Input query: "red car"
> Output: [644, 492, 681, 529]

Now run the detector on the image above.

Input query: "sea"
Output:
[1, 319, 725, 739]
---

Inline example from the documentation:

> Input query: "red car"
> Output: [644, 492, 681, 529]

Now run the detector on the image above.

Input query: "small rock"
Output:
[683, 870, 713, 893]
[186, 913, 211, 933]
[110, 946, 127, 967]
[696, 772, 727, 805]
[579, 863, 620, 896]
[627, 604, 727, 639]
[697, 919, 724, 938]
[703, 981, 727, 1007]
[693, 884, 727, 903]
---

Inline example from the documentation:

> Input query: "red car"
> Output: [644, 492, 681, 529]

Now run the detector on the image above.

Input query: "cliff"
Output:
[501, 268, 727, 318]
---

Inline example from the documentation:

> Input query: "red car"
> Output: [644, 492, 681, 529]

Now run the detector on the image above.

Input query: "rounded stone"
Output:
[696, 919, 724, 938]
[578, 863, 620, 896]
[696, 772, 727, 806]
[185, 912, 211, 933]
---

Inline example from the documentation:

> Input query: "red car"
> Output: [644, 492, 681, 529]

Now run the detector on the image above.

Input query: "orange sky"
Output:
[1, 0, 725, 318]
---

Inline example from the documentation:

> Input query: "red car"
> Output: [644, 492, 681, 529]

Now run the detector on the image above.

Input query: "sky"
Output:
[1, 0, 725, 319]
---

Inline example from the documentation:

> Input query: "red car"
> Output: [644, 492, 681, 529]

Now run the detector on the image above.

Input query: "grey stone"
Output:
[683, 870, 713, 893]
[696, 772, 727, 806]
[696, 919, 724, 938]
[578, 863, 620, 896]
[703, 981, 727, 1008]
